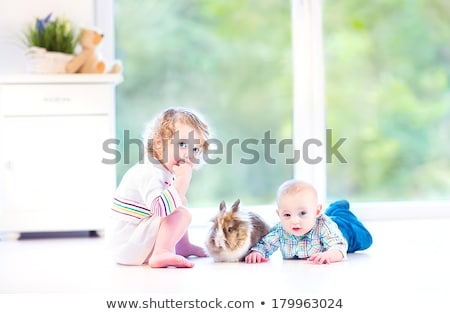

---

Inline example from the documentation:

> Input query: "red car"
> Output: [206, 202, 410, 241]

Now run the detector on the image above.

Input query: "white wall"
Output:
[0, 0, 114, 74]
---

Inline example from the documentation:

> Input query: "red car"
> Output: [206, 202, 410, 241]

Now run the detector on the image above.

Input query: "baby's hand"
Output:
[308, 249, 343, 264]
[307, 252, 331, 264]
[245, 251, 268, 264]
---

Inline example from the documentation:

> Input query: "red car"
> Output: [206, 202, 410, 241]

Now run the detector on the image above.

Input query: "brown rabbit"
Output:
[205, 199, 270, 262]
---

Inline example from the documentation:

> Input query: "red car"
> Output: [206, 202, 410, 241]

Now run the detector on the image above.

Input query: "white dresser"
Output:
[0, 74, 122, 240]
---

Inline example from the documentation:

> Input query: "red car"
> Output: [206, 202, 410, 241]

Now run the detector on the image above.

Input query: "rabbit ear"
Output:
[219, 200, 226, 212]
[231, 199, 240, 212]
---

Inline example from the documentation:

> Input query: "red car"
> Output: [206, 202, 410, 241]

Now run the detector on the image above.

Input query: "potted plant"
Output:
[23, 13, 79, 73]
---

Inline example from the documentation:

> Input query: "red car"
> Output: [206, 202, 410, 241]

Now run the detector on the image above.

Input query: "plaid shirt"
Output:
[251, 214, 348, 259]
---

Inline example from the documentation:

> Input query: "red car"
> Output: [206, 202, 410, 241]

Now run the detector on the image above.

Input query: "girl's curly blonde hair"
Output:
[145, 108, 209, 160]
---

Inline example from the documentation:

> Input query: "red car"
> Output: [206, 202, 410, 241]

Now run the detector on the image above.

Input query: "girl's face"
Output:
[276, 190, 322, 237]
[161, 122, 203, 172]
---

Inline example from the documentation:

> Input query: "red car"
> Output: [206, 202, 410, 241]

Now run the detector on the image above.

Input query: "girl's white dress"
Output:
[105, 159, 182, 265]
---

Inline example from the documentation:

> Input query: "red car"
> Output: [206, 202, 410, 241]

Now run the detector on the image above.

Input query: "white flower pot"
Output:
[25, 47, 74, 74]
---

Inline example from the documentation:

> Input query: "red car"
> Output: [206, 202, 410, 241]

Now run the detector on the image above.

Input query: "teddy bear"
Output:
[66, 27, 122, 74]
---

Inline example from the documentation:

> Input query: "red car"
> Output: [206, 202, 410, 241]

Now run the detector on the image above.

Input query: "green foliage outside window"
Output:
[324, 0, 450, 201]
[114, 0, 293, 207]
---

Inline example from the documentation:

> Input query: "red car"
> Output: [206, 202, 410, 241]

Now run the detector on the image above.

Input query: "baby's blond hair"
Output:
[276, 179, 318, 206]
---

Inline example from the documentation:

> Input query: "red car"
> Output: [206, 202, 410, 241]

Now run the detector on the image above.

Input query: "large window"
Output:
[114, 0, 293, 207]
[112, 0, 449, 215]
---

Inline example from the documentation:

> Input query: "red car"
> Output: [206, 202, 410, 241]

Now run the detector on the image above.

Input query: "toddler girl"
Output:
[105, 108, 209, 268]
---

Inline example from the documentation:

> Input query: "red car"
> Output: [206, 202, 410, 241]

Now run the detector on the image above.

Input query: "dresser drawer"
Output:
[0, 84, 112, 116]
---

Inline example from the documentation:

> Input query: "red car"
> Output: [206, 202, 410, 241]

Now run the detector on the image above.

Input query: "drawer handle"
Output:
[42, 96, 72, 103]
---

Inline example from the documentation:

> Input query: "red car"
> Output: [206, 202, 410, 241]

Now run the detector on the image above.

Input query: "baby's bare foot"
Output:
[149, 251, 194, 268]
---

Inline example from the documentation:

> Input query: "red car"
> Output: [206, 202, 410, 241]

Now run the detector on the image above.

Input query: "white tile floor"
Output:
[1, 219, 449, 313]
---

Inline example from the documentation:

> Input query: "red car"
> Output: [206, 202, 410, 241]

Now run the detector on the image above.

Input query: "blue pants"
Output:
[325, 200, 373, 253]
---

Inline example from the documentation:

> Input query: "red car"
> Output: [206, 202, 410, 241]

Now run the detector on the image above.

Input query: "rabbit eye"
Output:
[227, 227, 233, 233]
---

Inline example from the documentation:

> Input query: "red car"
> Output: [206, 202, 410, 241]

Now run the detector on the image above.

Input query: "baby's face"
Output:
[162, 122, 204, 172]
[276, 190, 321, 237]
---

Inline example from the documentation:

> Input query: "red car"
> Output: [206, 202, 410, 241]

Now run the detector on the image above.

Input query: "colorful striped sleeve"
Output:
[150, 186, 183, 217]
[111, 197, 151, 222]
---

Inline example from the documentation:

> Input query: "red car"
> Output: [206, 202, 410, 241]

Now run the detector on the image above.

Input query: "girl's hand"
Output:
[173, 160, 193, 177]
[172, 162, 193, 197]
